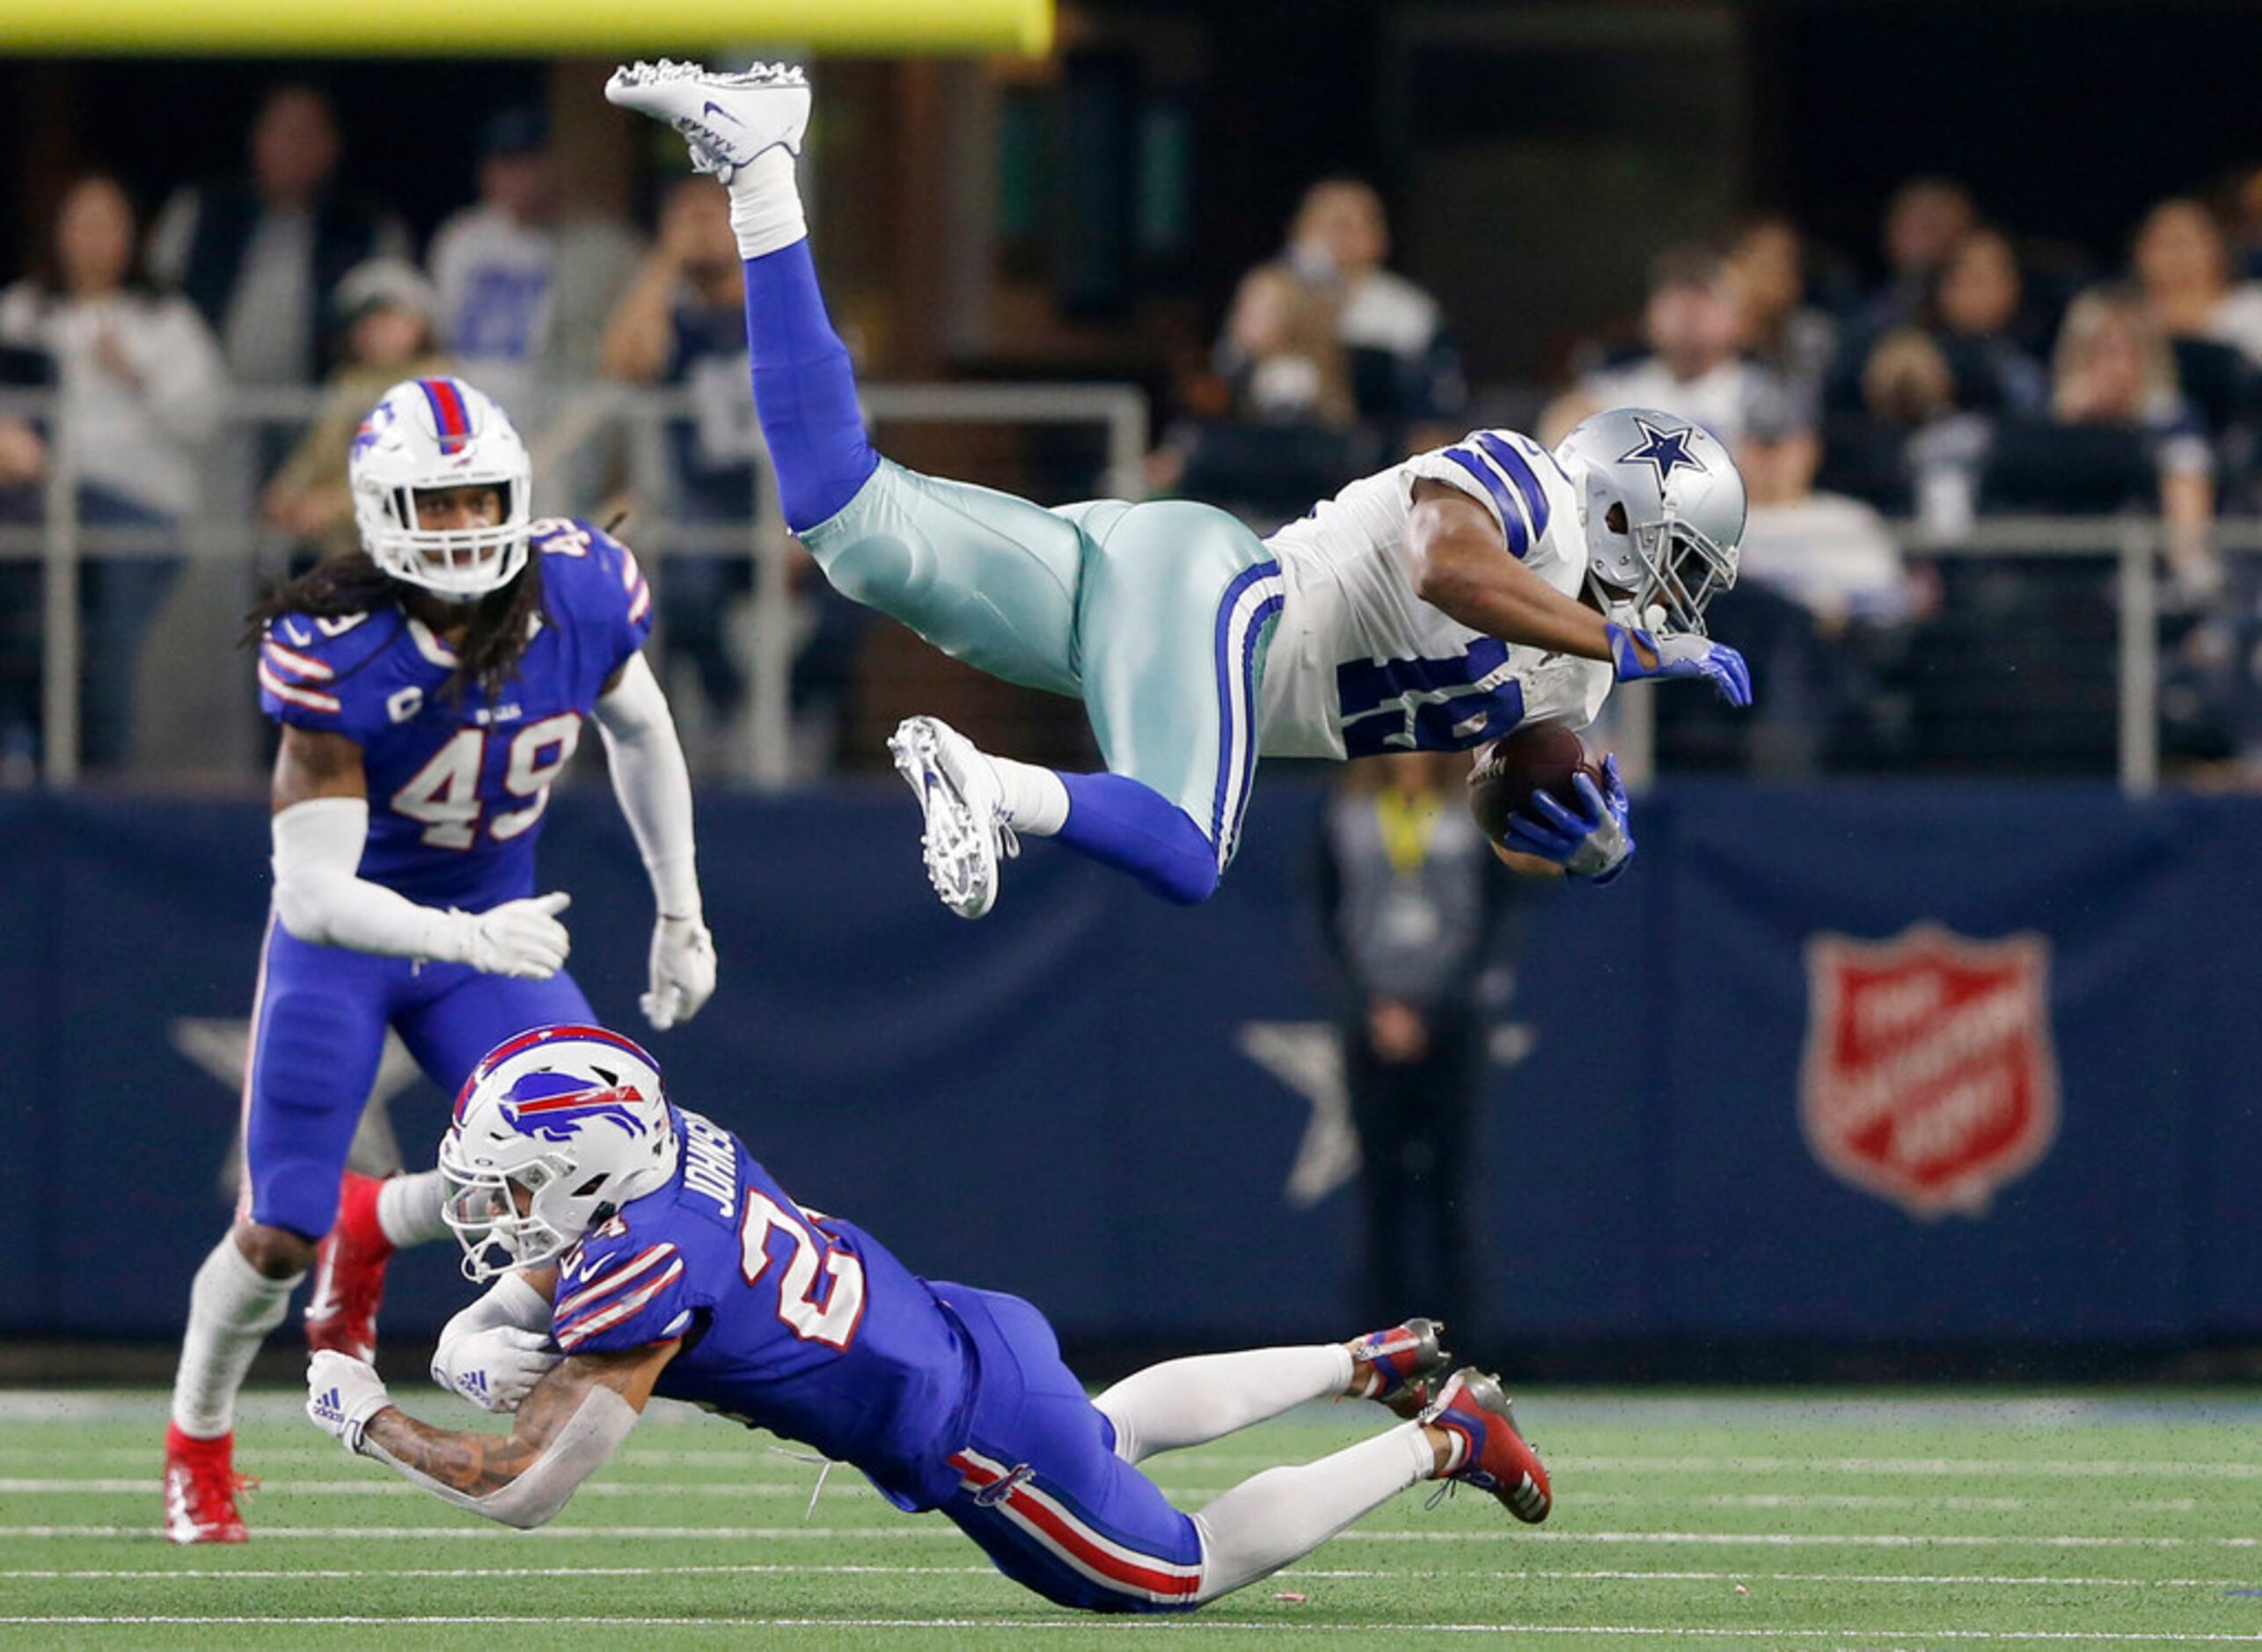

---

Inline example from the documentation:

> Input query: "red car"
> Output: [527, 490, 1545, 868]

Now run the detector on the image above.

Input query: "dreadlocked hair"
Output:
[243, 550, 548, 702]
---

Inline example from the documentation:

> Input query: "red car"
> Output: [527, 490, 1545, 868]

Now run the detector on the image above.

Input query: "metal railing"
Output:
[0, 380, 1147, 788]
[0, 379, 2244, 793]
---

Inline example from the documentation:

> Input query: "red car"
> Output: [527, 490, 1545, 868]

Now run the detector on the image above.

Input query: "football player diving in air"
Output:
[305, 1024, 1552, 1611]
[605, 61, 1752, 919]
[165, 377, 718, 1543]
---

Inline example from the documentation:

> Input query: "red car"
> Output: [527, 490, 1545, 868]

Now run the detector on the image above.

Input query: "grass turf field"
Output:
[3, 1390, 2259, 1648]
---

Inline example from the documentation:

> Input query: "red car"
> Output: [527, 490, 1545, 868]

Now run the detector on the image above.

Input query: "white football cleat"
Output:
[889, 715, 1017, 920]
[604, 59, 810, 183]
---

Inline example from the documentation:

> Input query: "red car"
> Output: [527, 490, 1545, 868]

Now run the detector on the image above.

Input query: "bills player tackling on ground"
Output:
[605, 60, 1752, 917]
[305, 1024, 1552, 1610]
[164, 376, 718, 1543]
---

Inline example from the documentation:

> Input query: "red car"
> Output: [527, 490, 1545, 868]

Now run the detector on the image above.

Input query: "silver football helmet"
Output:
[1554, 407, 1744, 634]
[349, 376, 532, 602]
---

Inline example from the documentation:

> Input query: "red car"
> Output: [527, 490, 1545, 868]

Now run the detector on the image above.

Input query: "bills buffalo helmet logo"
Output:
[497, 1070, 650, 1144]
[1800, 925, 2059, 1219]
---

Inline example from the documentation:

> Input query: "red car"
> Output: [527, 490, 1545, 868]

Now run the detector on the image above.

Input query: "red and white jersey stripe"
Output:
[553, 1241, 684, 1351]
[256, 658, 341, 714]
[949, 1446, 1204, 1604]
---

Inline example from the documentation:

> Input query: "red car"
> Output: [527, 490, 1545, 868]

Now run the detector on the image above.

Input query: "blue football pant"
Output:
[926, 1285, 1428, 1612]
[238, 917, 596, 1240]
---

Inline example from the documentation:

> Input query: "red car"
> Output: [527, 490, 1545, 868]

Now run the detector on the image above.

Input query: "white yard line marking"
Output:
[0, 1478, 861, 1498]
[2, 1563, 2253, 1590]
[2, 1618, 2258, 1641]
[1, 1524, 2258, 1549]
[1565, 1456, 2262, 1480]
[0, 1480, 2207, 1515]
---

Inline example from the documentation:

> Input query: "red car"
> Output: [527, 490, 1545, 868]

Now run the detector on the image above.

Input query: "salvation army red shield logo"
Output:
[1800, 925, 2059, 1218]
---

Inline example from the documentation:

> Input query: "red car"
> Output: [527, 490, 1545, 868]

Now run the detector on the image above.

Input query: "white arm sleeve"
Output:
[271, 796, 473, 963]
[437, 1270, 554, 1349]
[591, 652, 701, 917]
[361, 1385, 638, 1530]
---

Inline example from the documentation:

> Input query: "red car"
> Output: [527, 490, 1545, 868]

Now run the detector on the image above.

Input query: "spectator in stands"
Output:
[1547, 244, 1816, 502]
[1928, 227, 2050, 415]
[262, 259, 449, 561]
[1275, 178, 1466, 442]
[1217, 262, 1358, 430]
[1865, 176, 1977, 331]
[428, 106, 643, 427]
[601, 178, 765, 741]
[149, 84, 407, 392]
[1727, 214, 1838, 420]
[2131, 196, 2262, 365]
[1315, 751, 1523, 1339]
[599, 178, 864, 764]
[2049, 284, 2217, 596]
[1727, 422, 1932, 774]
[0, 174, 226, 769]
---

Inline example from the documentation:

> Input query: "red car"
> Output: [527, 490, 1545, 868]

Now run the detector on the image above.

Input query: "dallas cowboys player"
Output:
[305, 1024, 1553, 1609]
[605, 61, 1751, 918]
[164, 376, 718, 1544]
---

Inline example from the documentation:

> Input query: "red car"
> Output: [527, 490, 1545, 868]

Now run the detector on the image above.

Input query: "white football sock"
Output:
[376, 1169, 449, 1248]
[170, 1237, 302, 1438]
[988, 755, 1069, 837]
[1094, 1344, 1353, 1465]
[1191, 1422, 1435, 1602]
[729, 148, 808, 260]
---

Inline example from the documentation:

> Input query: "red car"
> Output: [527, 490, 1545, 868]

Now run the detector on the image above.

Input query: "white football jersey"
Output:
[1258, 428, 1613, 759]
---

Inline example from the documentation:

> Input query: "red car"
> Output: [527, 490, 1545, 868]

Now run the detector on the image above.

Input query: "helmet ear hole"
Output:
[571, 1173, 608, 1198]
[1605, 502, 1629, 535]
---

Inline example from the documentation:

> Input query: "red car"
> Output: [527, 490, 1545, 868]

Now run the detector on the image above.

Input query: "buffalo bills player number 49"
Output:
[165, 376, 719, 1545]
[604, 59, 1752, 919]
[306, 1026, 1554, 1612]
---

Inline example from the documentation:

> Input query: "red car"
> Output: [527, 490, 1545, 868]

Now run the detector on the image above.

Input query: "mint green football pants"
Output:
[799, 458, 1285, 869]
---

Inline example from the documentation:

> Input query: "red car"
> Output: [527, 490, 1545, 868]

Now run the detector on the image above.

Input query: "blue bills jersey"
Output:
[549, 1108, 974, 1512]
[256, 519, 653, 910]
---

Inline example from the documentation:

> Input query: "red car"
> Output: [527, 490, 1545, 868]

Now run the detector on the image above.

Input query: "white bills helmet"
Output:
[349, 376, 532, 601]
[439, 1025, 681, 1281]
[1554, 406, 1744, 634]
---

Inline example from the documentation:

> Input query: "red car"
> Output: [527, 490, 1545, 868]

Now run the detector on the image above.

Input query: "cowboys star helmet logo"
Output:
[1617, 417, 1708, 485]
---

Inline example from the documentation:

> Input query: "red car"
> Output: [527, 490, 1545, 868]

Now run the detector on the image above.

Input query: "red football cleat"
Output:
[162, 1423, 254, 1544]
[304, 1171, 395, 1362]
[1347, 1317, 1453, 1418]
[1423, 1367, 1552, 1524]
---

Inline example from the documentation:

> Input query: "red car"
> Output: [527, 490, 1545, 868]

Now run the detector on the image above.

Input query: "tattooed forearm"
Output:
[363, 1369, 587, 1496]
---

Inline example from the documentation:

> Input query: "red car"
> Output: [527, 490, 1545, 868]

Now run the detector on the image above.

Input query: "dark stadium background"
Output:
[1, 0, 2258, 1389]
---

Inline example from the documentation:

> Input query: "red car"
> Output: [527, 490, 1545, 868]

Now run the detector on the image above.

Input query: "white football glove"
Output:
[432, 1325, 560, 1414]
[435, 891, 573, 979]
[306, 1349, 392, 1455]
[641, 913, 716, 1031]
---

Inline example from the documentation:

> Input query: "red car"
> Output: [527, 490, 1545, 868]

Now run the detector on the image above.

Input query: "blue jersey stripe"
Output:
[1474, 432, 1551, 545]
[1208, 560, 1283, 854]
[1443, 448, 1528, 559]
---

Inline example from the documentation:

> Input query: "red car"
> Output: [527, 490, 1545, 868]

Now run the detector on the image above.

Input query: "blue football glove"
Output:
[1607, 622, 1753, 706]
[1503, 755, 1636, 884]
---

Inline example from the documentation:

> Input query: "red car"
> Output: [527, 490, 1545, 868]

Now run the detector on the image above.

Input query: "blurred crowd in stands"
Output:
[7, 78, 2262, 784]
[1158, 170, 2262, 782]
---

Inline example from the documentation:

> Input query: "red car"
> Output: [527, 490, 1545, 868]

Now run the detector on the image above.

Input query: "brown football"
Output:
[1466, 723, 1601, 844]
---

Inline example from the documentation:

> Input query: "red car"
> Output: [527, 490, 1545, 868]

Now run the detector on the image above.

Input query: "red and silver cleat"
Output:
[1423, 1367, 1552, 1524]
[304, 1171, 394, 1363]
[1348, 1317, 1453, 1418]
[162, 1424, 253, 1544]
